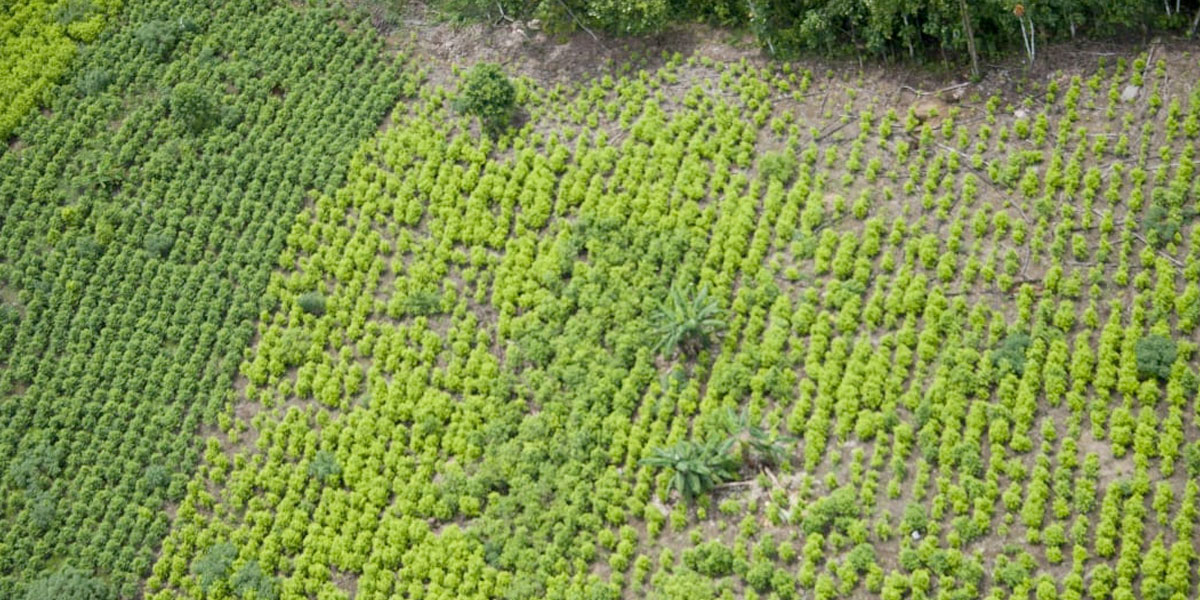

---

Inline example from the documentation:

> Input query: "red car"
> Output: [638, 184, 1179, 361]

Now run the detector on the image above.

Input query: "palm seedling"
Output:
[722, 407, 797, 469]
[640, 438, 739, 501]
[651, 285, 726, 358]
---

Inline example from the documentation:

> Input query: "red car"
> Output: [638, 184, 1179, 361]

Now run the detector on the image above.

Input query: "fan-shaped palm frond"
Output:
[640, 438, 739, 500]
[651, 285, 726, 358]
[723, 407, 797, 468]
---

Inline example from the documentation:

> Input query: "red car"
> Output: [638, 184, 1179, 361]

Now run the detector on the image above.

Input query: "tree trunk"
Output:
[1029, 18, 1035, 63]
[1019, 18, 1031, 65]
[959, 0, 979, 79]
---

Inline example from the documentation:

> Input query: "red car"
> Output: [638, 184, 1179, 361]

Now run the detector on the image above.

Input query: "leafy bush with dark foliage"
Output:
[453, 63, 516, 136]
[1136, 334, 1177, 380]
[23, 568, 114, 600]
[993, 332, 1032, 375]
[298, 291, 327, 316]
[169, 83, 217, 134]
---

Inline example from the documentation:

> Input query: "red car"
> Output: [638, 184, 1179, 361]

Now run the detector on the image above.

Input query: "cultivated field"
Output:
[4, 3, 1200, 600]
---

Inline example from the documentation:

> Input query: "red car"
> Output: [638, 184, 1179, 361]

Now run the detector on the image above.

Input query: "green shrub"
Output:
[191, 542, 236, 592]
[759, 151, 798, 184]
[1135, 334, 1177, 380]
[400, 291, 444, 316]
[993, 332, 1032, 375]
[681, 540, 734, 577]
[1185, 442, 1200, 478]
[298, 292, 326, 316]
[1144, 205, 1179, 249]
[170, 83, 217, 133]
[901, 502, 929, 536]
[75, 68, 113, 96]
[802, 487, 859, 535]
[53, 0, 92, 27]
[847, 543, 877, 572]
[585, 0, 670, 34]
[144, 232, 175, 258]
[744, 560, 774, 592]
[135, 19, 194, 60]
[772, 568, 798, 599]
[453, 63, 516, 136]
[23, 569, 114, 600]
[230, 560, 277, 600]
[307, 450, 341, 484]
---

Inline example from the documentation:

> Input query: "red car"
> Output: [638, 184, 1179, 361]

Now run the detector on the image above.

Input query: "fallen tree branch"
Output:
[557, 0, 601, 44]
[716, 480, 756, 489]
[900, 82, 970, 98]
[814, 119, 852, 142]
[763, 467, 782, 489]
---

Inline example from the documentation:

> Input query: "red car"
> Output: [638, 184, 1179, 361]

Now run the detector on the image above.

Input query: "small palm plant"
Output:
[640, 438, 739, 501]
[722, 408, 797, 469]
[651, 285, 726, 358]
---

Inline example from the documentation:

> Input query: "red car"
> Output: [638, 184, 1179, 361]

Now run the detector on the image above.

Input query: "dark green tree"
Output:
[759, 151, 798, 184]
[191, 542, 236, 593]
[993, 332, 1032, 375]
[399, 291, 443, 316]
[170, 83, 217, 134]
[23, 568, 113, 600]
[1136, 334, 1177, 380]
[454, 63, 516, 137]
[231, 561, 277, 600]
[297, 292, 326, 316]
[308, 450, 341, 484]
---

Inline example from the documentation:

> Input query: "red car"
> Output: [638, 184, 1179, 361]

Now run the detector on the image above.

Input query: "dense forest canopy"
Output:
[437, 0, 1196, 63]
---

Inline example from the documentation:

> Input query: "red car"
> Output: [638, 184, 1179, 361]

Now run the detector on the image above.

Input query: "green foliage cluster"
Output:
[453, 62, 517, 136]
[651, 285, 726, 358]
[434, 0, 1184, 62]
[0, 0, 121, 139]
[22, 568, 114, 600]
[297, 291, 327, 316]
[993, 331, 1032, 375]
[7, 7, 1200, 599]
[149, 46, 1200, 600]
[759, 150, 798, 184]
[641, 438, 738, 499]
[0, 1, 404, 596]
[1135, 334, 1177, 380]
[169, 83, 217, 133]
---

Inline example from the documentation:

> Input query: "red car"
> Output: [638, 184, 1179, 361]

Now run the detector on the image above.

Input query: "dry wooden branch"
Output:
[815, 119, 852, 142]
[557, 0, 601, 44]
[716, 480, 756, 489]
[900, 82, 970, 98]
[763, 467, 782, 489]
